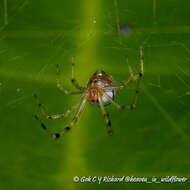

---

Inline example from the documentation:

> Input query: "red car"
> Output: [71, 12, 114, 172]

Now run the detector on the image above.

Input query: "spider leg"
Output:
[140, 46, 144, 76]
[98, 94, 113, 136]
[53, 98, 87, 139]
[34, 94, 83, 119]
[126, 56, 134, 77]
[115, 46, 144, 89]
[128, 47, 144, 107]
[34, 114, 55, 137]
[71, 56, 84, 90]
[133, 78, 141, 107]
[34, 97, 87, 139]
[104, 47, 144, 108]
[56, 64, 83, 94]
[103, 92, 136, 110]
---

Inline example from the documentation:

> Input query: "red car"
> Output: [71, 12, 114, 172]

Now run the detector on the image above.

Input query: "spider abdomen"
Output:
[87, 88, 115, 106]
[102, 90, 115, 106]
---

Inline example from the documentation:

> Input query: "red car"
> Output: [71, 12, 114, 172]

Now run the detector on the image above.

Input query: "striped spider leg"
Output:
[34, 94, 83, 120]
[34, 56, 86, 139]
[92, 47, 144, 135]
[34, 95, 87, 139]
[102, 46, 144, 110]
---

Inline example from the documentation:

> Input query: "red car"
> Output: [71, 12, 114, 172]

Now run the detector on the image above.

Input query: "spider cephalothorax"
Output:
[34, 47, 144, 139]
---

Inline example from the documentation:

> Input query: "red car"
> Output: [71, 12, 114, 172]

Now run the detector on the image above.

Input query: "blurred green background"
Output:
[0, 0, 190, 189]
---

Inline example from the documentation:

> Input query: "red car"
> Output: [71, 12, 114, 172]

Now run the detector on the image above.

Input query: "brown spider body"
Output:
[34, 47, 144, 139]
[85, 70, 116, 106]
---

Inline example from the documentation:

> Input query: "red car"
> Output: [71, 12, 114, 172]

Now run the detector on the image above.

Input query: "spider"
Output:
[34, 47, 144, 139]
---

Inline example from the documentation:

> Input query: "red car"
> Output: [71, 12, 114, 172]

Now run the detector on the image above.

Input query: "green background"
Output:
[0, 0, 190, 189]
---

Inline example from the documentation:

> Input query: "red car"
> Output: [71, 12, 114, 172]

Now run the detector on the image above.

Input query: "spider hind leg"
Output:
[34, 94, 83, 120]
[52, 98, 87, 139]
[34, 114, 55, 138]
[34, 97, 87, 139]
[98, 94, 113, 136]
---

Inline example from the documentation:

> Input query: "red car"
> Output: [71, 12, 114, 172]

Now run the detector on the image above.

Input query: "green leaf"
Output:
[0, 0, 190, 189]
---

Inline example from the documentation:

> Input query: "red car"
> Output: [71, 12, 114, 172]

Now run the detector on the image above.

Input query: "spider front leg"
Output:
[56, 64, 83, 95]
[108, 47, 144, 108]
[122, 46, 144, 87]
[124, 47, 144, 107]
[98, 94, 113, 136]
